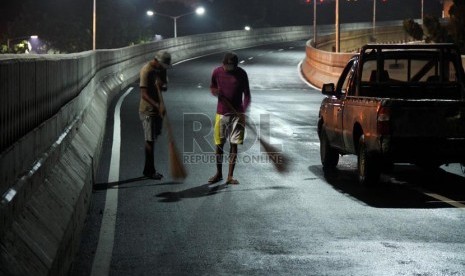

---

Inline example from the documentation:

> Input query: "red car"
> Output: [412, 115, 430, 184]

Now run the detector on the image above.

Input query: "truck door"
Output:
[331, 59, 357, 150]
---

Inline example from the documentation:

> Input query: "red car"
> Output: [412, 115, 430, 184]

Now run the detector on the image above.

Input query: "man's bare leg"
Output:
[209, 144, 224, 183]
[227, 144, 239, 184]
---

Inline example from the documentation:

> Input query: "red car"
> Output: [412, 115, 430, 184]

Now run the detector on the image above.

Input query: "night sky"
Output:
[148, 0, 444, 26]
[1, 0, 444, 45]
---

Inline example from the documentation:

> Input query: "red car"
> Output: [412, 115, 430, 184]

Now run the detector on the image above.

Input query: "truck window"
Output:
[359, 52, 462, 99]
[361, 60, 377, 82]
[336, 58, 357, 96]
[384, 58, 458, 83]
[342, 62, 357, 95]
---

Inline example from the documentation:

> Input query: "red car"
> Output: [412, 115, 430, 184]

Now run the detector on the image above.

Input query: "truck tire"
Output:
[357, 135, 381, 186]
[320, 129, 339, 168]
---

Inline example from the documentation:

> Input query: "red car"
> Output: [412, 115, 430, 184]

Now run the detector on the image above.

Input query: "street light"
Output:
[93, 0, 96, 50]
[146, 6, 205, 38]
[336, 0, 340, 52]
[373, 0, 376, 37]
[7, 35, 38, 52]
[421, 0, 424, 22]
[372, 0, 389, 40]
[313, 0, 317, 46]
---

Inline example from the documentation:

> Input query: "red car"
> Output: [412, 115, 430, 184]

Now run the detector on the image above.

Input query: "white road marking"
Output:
[297, 60, 320, 90]
[90, 87, 133, 276]
[422, 192, 465, 208]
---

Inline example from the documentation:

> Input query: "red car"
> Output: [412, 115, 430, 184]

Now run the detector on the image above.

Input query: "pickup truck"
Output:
[318, 44, 465, 185]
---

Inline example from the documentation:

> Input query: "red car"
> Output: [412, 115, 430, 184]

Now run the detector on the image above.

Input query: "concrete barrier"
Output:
[301, 25, 413, 89]
[0, 26, 311, 276]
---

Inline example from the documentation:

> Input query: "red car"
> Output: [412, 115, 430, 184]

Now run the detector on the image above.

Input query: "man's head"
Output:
[222, 52, 238, 72]
[154, 51, 172, 69]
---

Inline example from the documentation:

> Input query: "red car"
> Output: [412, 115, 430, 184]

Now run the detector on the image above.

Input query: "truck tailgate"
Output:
[389, 99, 465, 138]
[382, 99, 465, 163]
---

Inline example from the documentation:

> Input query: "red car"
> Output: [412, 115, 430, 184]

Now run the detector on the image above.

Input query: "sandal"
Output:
[225, 178, 239, 185]
[144, 172, 163, 180]
[208, 175, 223, 184]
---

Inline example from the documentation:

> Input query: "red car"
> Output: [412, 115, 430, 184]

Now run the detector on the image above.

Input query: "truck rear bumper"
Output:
[381, 137, 465, 164]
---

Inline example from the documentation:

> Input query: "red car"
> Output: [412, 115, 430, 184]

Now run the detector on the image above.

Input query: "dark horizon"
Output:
[0, 0, 444, 50]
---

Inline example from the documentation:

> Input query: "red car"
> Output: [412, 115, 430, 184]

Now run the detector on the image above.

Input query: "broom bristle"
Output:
[259, 138, 290, 173]
[169, 141, 187, 180]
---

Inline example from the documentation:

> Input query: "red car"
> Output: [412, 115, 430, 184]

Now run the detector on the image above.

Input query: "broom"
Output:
[156, 84, 188, 180]
[219, 95, 290, 174]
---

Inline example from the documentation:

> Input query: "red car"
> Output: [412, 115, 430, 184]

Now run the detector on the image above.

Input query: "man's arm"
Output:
[140, 87, 160, 112]
[210, 69, 219, 97]
[140, 67, 159, 109]
[157, 70, 168, 91]
[211, 87, 220, 97]
[242, 72, 251, 112]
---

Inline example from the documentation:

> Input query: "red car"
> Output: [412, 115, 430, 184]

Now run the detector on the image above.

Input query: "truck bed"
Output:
[382, 99, 465, 163]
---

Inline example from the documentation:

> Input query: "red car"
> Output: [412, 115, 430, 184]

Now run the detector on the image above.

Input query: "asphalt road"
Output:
[71, 41, 465, 276]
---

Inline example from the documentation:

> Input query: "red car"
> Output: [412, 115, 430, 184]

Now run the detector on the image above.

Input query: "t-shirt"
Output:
[210, 66, 251, 115]
[139, 62, 167, 116]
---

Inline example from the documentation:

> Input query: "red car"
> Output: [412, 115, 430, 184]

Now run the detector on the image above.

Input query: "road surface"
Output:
[71, 41, 465, 276]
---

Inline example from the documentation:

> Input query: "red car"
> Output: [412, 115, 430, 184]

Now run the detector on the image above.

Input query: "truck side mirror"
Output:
[322, 83, 335, 95]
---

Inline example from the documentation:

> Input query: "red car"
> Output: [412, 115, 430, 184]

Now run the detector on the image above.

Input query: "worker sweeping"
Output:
[208, 52, 251, 185]
[138, 50, 172, 180]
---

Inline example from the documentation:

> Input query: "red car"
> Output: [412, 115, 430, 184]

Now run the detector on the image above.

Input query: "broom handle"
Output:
[156, 83, 175, 140]
[218, 94, 257, 135]
[218, 93, 289, 173]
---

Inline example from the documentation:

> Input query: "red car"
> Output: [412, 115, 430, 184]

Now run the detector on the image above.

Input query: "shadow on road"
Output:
[156, 183, 229, 202]
[156, 184, 292, 203]
[93, 176, 182, 191]
[309, 164, 465, 209]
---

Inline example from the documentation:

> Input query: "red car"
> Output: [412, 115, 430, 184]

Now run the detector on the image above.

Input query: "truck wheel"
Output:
[320, 129, 339, 168]
[357, 135, 381, 186]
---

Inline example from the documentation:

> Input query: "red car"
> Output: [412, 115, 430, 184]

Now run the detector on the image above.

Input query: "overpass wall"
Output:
[301, 25, 413, 88]
[301, 24, 465, 89]
[0, 26, 311, 276]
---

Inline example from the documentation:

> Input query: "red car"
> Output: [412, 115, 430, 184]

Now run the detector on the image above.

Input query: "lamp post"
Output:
[146, 7, 205, 38]
[93, 0, 96, 50]
[313, 0, 317, 46]
[335, 0, 340, 52]
[421, 0, 424, 21]
[373, 0, 377, 37]
[7, 35, 38, 52]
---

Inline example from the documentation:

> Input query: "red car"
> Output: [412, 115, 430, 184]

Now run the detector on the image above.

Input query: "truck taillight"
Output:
[377, 106, 390, 135]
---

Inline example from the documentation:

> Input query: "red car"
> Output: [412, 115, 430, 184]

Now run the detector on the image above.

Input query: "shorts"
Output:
[139, 113, 162, 142]
[214, 113, 245, 145]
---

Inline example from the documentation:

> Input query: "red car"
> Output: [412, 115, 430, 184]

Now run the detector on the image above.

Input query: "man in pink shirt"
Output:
[209, 52, 251, 185]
